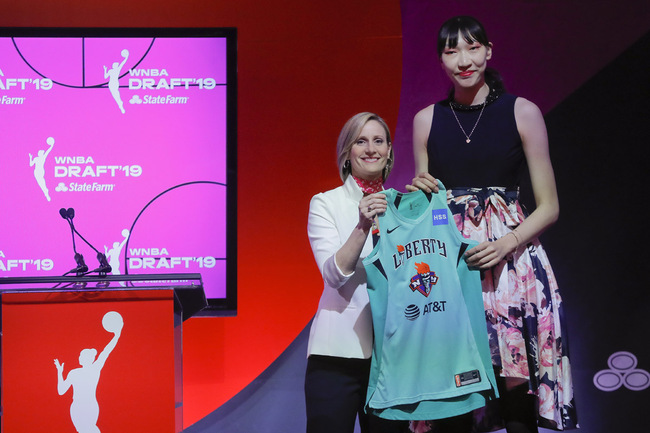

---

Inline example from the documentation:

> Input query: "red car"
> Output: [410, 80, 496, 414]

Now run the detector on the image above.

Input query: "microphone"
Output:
[59, 207, 112, 275]
[59, 208, 88, 275]
[73, 252, 88, 274]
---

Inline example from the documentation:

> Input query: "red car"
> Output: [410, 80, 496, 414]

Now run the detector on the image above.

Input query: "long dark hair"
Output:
[437, 15, 505, 95]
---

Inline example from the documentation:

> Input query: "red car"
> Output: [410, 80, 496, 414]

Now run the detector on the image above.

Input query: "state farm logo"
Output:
[593, 351, 649, 391]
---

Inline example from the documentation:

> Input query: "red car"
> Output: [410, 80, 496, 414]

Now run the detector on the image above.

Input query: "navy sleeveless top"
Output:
[427, 92, 525, 189]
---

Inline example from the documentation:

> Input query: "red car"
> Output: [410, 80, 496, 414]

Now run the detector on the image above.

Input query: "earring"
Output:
[383, 157, 393, 180]
[344, 160, 351, 172]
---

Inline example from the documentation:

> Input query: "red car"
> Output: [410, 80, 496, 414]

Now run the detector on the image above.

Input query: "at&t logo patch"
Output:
[404, 304, 420, 321]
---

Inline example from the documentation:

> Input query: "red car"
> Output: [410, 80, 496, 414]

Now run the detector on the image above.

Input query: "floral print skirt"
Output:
[411, 187, 578, 431]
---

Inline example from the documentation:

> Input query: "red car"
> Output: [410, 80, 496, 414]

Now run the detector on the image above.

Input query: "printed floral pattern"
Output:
[447, 187, 578, 430]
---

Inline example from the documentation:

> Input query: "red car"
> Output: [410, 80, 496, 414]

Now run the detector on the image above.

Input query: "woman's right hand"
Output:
[406, 172, 439, 193]
[358, 192, 387, 230]
[333, 192, 388, 276]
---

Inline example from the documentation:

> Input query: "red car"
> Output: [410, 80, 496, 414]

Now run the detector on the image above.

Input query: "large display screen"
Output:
[0, 28, 237, 314]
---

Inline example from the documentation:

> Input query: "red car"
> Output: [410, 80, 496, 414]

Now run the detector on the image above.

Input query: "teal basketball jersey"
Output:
[363, 185, 497, 420]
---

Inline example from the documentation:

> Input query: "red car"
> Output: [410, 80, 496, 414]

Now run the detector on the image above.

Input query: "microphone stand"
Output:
[60, 208, 88, 276]
[59, 208, 112, 276]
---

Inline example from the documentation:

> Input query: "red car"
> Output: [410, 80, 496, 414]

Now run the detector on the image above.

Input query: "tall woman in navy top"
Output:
[408, 16, 578, 433]
[306, 112, 408, 433]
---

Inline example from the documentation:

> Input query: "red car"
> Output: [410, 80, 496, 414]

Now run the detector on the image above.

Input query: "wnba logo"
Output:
[54, 311, 124, 433]
[593, 351, 649, 391]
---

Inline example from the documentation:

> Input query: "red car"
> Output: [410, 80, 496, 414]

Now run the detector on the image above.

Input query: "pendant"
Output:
[466, 138, 471, 143]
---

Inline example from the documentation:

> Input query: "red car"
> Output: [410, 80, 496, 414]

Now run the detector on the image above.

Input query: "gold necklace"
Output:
[449, 100, 486, 143]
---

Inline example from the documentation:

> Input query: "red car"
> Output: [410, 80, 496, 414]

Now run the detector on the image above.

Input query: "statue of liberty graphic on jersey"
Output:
[29, 136, 55, 201]
[409, 262, 439, 297]
[54, 311, 123, 433]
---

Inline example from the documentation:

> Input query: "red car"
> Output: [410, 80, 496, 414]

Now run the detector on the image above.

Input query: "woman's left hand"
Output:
[406, 172, 439, 193]
[465, 235, 517, 269]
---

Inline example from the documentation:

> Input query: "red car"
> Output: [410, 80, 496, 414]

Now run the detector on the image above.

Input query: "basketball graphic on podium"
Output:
[102, 311, 124, 333]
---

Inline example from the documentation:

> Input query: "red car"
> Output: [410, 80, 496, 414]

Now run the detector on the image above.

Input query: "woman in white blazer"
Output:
[305, 113, 407, 433]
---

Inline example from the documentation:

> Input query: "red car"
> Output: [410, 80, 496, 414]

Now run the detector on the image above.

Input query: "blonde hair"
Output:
[336, 112, 393, 182]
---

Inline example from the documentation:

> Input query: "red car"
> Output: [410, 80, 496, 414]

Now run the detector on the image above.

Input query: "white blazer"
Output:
[307, 175, 375, 359]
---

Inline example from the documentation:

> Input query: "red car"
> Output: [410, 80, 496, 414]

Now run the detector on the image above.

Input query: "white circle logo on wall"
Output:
[593, 351, 650, 391]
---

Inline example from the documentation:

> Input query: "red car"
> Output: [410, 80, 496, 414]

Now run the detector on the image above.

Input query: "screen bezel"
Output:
[0, 26, 238, 315]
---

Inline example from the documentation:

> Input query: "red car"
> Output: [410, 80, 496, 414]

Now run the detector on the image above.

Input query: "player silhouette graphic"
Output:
[103, 49, 129, 114]
[105, 229, 130, 286]
[54, 311, 123, 433]
[105, 229, 130, 276]
[29, 136, 55, 201]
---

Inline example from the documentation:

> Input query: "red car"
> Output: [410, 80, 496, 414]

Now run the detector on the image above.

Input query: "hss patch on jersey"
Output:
[432, 208, 449, 225]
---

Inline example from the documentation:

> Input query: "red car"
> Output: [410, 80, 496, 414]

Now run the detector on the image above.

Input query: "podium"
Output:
[0, 273, 206, 433]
